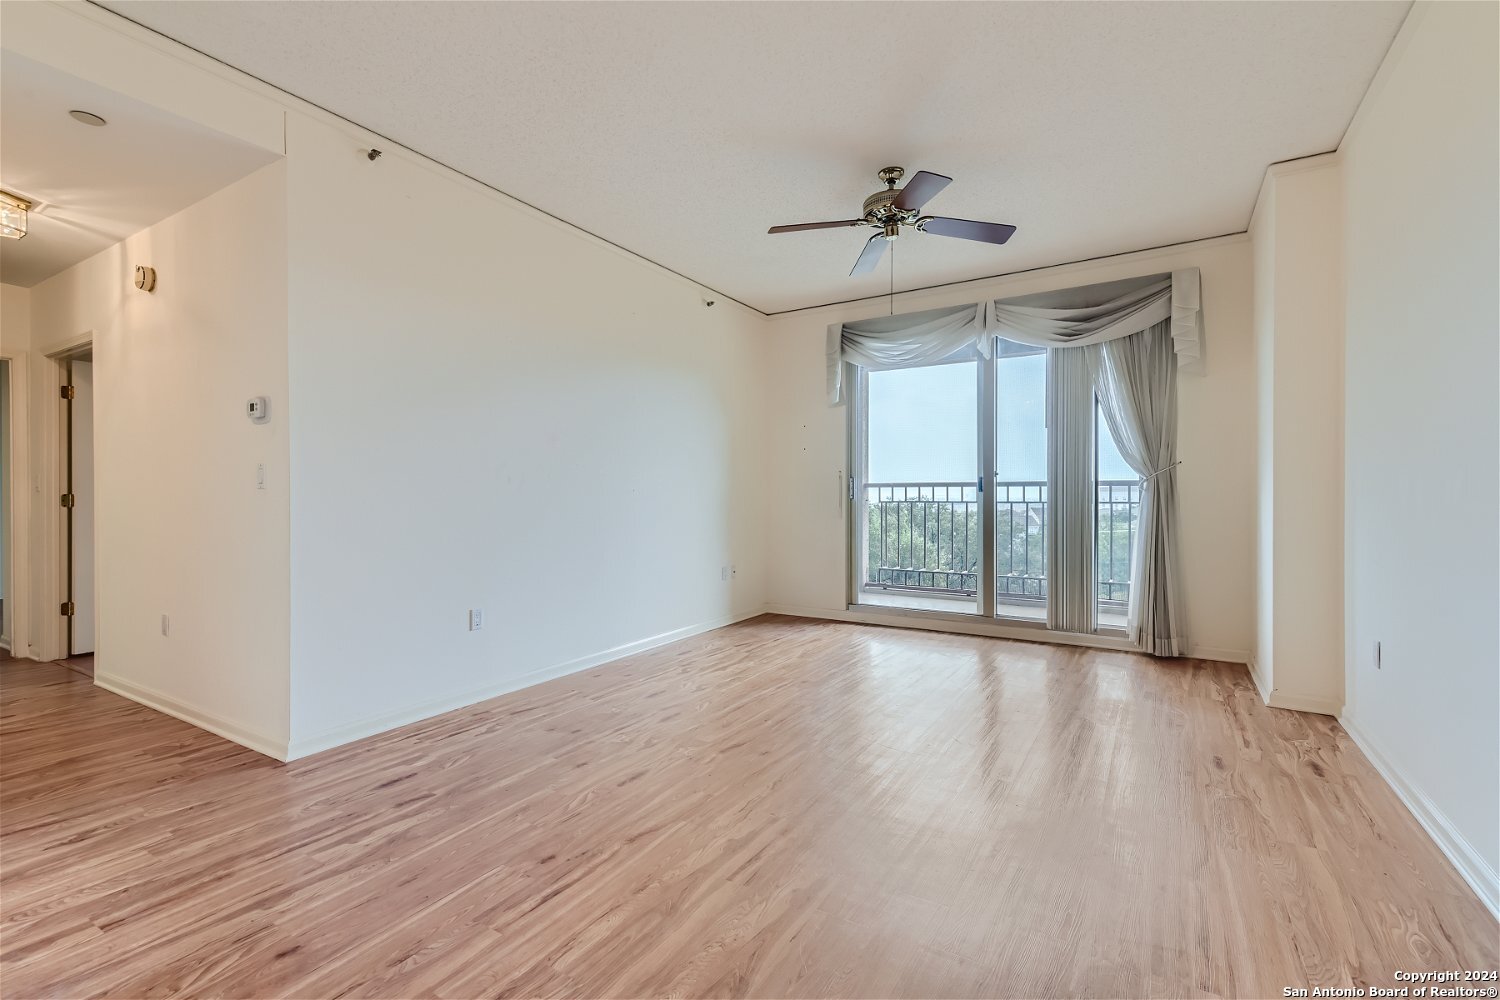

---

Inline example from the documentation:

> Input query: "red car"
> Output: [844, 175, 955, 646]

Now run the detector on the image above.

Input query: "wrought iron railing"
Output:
[995, 481, 1047, 604]
[862, 479, 1142, 609]
[864, 482, 980, 594]
[1096, 480, 1141, 606]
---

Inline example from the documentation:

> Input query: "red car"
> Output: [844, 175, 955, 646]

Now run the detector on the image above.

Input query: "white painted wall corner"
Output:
[94, 672, 289, 761]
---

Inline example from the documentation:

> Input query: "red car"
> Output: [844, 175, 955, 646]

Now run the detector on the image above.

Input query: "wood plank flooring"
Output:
[1, 615, 1494, 998]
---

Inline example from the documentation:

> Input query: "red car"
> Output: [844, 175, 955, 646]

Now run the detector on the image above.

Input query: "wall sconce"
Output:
[0, 191, 30, 239]
[134, 265, 156, 292]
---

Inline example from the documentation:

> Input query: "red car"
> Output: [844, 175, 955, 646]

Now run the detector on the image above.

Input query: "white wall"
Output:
[0, 284, 31, 646]
[763, 236, 1257, 662]
[1339, 1, 1499, 909]
[27, 162, 292, 755]
[282, 113, 767, 755]
[1, 284, 33, 659]
[4, 3, 770, 760]
[1251, 187, 1276, 696]
[0, 283, 30, 352]
[0, 361, 8, 612]
[1250, 156, 1345, 714]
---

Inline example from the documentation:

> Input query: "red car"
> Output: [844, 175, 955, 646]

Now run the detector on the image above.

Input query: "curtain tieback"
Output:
[1139, 460, 1182, 485]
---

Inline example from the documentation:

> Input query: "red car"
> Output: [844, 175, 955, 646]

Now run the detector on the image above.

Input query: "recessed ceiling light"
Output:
[69, 110, 107, 127]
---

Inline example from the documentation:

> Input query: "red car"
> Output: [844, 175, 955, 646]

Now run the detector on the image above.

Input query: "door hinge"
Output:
[848, 475, 855, 500]
[60, 384, 75, 400]
[60, 493, 75, 508]
[60, 601, 75, 617]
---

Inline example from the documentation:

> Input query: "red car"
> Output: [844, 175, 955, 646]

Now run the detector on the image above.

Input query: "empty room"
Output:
[0, 2, 1496, 998]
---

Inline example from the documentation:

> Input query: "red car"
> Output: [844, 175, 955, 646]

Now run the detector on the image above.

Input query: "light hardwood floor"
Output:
[1, 615, 1494, 998]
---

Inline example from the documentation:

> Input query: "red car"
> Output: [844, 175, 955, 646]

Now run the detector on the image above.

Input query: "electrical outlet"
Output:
[161, 614, 170, 637]
[256, 463, 267, 490]
[468, 609, 483, 631]
[721, 565, 729, 581]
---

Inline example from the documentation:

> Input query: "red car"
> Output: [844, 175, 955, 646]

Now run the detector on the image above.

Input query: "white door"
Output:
[70, 361, 95, 655]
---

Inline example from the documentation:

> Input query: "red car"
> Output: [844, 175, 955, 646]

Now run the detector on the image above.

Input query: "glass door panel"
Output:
[1095, 399, 1139, 631]
[857, 362, 980, 615]
[994, 345, 1048, 622]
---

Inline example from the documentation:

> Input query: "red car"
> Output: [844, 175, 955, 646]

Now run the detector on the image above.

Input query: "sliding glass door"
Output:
[994, 344, 1048, 622]
[854, 361, 981, 615]
[849, 345, 1136, 635]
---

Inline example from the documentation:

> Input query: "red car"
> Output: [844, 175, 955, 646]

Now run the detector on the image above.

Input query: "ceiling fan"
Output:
[768, 166, 1017, 276]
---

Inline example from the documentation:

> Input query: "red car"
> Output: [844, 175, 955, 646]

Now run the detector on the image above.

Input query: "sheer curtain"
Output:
[1092, 321, 1185, 656]
[1047, 346, 1097, 634]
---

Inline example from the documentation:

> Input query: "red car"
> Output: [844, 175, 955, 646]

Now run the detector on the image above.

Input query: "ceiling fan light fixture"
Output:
[768, 166, 1015, 275]
[0, 191, 30, 239]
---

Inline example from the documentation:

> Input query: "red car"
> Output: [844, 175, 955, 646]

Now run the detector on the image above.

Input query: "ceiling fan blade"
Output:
[850, 233, 888, 276]
[768, 220, 865, 234]
[920, 216, 1017, 245]
[893, 170, 952, 212]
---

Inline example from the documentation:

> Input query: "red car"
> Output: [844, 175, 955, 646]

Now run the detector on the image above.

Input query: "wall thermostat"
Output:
[134, 265, 156, 292]
[247, 396, 270, 423]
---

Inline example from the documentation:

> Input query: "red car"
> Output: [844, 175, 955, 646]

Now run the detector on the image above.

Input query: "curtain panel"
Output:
[825, 268, 1202, 403]
[826, 303, 988, 405]
[1091, 321, 1186, 656]
[827, 269, 1196, 657]
[1047, 346, 1099, 635]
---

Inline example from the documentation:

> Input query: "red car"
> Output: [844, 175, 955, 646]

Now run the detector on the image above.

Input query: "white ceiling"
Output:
[0, 52, 279, 287]
[101, 1, 1408, 313]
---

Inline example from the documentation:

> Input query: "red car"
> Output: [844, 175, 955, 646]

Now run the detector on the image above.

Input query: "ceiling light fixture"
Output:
[68, 110, 107, 127]
[0, 191, 30, 239]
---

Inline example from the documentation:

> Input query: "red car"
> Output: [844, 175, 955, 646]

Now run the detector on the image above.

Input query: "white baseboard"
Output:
[94, 672, 289, 761]
[1268, 690, 1343, 716]
[285, 608, 765, 761]
[1242, 657, 1342, 716]
[1340, 712, 1499, 919]
[1246, 657, 1271, 703]
[767, 602, 1141, 650]
[1187, 644, 1252, 665]
[767, 603, 1256, 666]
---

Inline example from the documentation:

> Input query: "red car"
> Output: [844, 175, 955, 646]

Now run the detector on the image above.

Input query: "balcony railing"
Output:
[864, 482, 980, 594]
[863, 479, 1141, 609]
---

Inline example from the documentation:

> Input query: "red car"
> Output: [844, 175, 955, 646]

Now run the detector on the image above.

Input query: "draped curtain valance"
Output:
[826, 268, 1203, 403]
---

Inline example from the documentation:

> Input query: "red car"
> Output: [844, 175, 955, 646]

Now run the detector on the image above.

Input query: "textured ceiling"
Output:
[102, 0, 1408, 313]
[0, 53, 278, 287]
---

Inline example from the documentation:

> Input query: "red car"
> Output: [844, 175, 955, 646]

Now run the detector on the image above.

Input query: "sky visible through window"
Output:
[867, 353, 1134, 483]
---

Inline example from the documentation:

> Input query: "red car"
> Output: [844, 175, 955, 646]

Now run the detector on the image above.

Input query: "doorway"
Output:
[60, 350, 95, 664]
